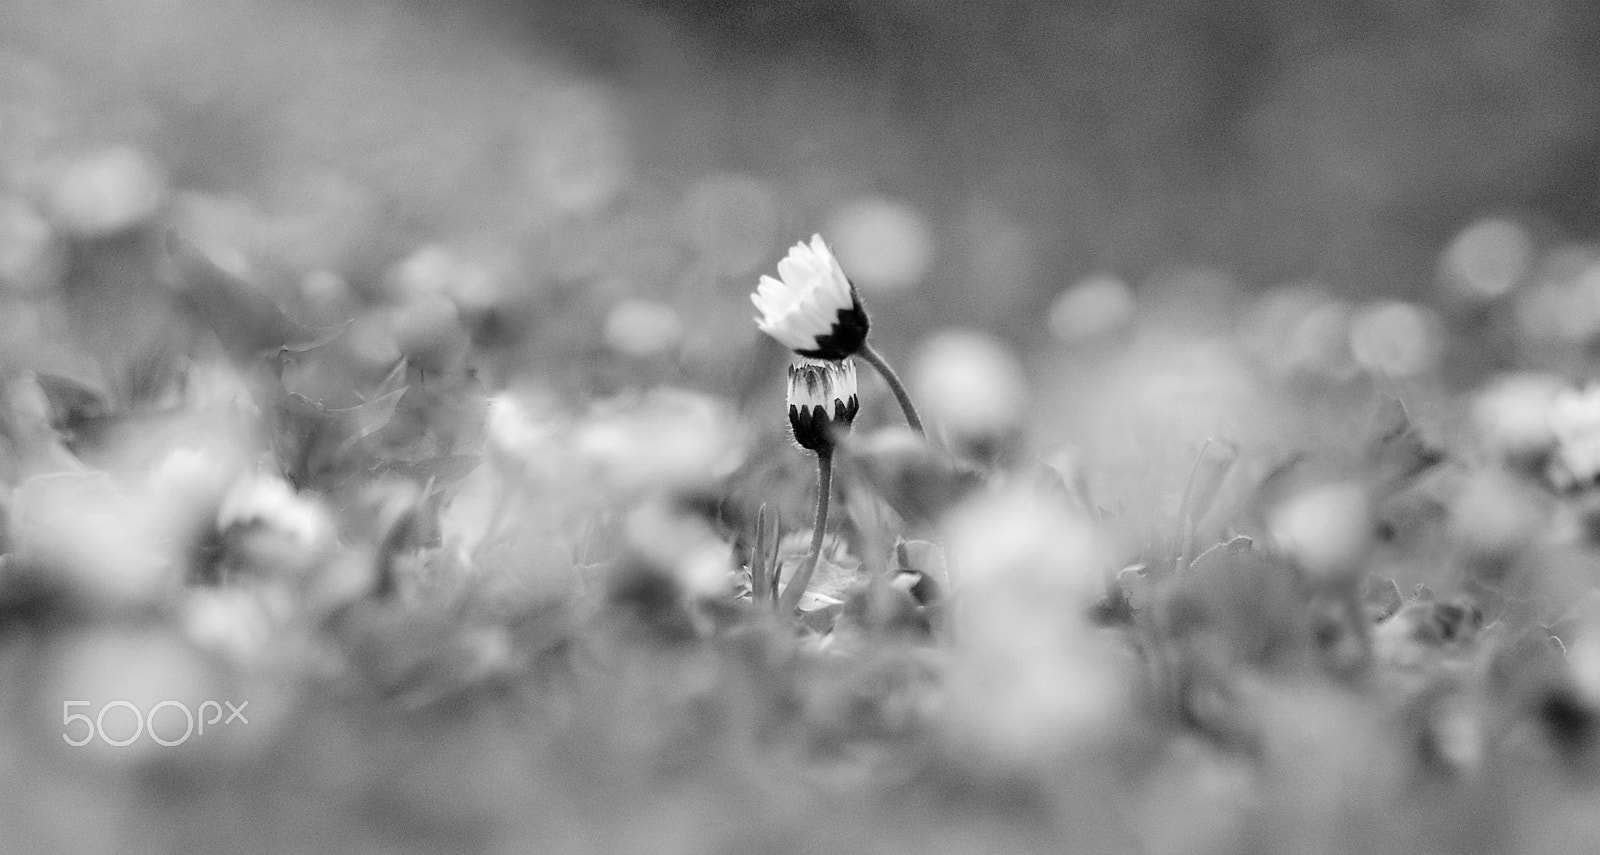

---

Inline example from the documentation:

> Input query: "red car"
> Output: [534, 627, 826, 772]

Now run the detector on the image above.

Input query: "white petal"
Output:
[821, 275, 851, 311]
[755, 275, 799, 314]
[794, 293, 833, 335]
[808, 234, 833, 265]
[776, 255, 810, 290]
[834, 359, 857, 398]
[759, 314, 815, 350]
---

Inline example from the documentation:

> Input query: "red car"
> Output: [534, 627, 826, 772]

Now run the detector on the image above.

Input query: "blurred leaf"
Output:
[164, 233, 333, 362]
[1175, 439, 1239, 572]
[750, 503, 772, 606]
[370, 455, 483, 493]
[119, 344, 189, 410]
[281, 386, 407, 448]
[1167, 535, 1312, 669]
[797, 595, 844, 634]
[1363, 575, 1404, 622]
[32, 373, 111, 431]
[849, 428, 985, 528]
[368, 369, 489, 466]
[334, 387, 409, 452]
[776, 534, 860, 606]
[1367, 395, 1446, 491]
[29, 373, 163, 463]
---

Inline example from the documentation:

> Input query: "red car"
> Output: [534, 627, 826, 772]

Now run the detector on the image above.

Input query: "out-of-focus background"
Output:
[8, 0, 1600, 355]
[11, 3, 1600, 853]
[11, 0, 1600, 519]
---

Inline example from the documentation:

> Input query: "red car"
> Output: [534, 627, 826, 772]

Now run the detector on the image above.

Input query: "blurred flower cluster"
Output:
[8, 2, 1600, 853]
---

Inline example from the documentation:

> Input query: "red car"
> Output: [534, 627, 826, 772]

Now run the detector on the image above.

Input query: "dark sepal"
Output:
[834, 394, 860, 425]
[795, 292, 870, 361]
[789, 403, 834, 453]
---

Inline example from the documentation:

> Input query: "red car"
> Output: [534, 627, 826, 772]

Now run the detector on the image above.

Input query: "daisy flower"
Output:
[752, 235, 869, 360]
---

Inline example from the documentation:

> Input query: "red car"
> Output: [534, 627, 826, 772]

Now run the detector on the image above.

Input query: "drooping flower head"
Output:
[753, 235, 870, 359]
[787, 358, 859, 453]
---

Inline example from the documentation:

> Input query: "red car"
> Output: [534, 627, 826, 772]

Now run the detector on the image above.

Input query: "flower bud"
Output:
[787, 358, 858, 453]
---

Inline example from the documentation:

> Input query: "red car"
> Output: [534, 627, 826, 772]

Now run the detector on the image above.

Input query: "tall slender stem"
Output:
[859, 341, 924, 436]
[779, 449, 833, 613]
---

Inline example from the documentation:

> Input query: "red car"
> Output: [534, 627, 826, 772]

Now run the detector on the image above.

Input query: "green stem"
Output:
[779, 449, 833, 613]
[859, 341, 924, 437]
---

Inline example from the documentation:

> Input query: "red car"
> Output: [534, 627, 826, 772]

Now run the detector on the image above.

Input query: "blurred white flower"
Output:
[1439, 217, 1532, 300]
[345, 306, 403, 370]
[944, 627, 1132, 765]
[625, 498, 735, 599]
[787, 358, 859, 453]
[1243, 284, 1359, 380]
[1548, 384, 1600, 488]
[1472, 372, 1564, 459]
[182, 360, 260, 415]
[752, 235, 869, 359]
[387, 243, 505, 310]
[219, 476, 330, 546]
[1269, 481, 1373, 578]
[1509, 249, 1600, 346]
[299, 269, 357, 321]
[484, 391, 561, 477]
[573, 389, 746, 494]
[1347, 301, 1444, 378]
[182, 587, 284, 663]
[604, 298, 683, 357]
[142, 442, 252, 551]
[912, 329, 1028, 456]
[825, 196, 934, 295]
[9, 470, 171, 610]
[943, 485, 1104, 609]
[390, 293, 468, 373]
[146, 444, 243, 507]
[217, 475, 335, 577]
[46, 146, 166, 238]
[1451, 470, 1549, 557]
[1048, 273, 1136, 345]
[940, 486, 1128, 763]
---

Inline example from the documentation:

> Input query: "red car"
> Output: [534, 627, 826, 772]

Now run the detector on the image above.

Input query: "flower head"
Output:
[215, 475, 335, 578]
[787, 358, 859, 453]
[1548, 384, 1600, 488]
[753, 235, 869, 359]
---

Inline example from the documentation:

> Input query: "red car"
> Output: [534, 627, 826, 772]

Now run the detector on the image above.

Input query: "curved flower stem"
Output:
[859, 341, 924, 437]
[779, 448, 833, 613]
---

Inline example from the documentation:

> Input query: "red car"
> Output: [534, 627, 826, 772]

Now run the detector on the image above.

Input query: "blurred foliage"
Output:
[7, 0, 1600, 853]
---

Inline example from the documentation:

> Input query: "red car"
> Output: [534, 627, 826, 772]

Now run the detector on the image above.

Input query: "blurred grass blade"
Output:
[163, 232, 328, 362]
[1174, 438, 1237, 573]
[767, 509, 783, 607]
[751, 503, 771, 605]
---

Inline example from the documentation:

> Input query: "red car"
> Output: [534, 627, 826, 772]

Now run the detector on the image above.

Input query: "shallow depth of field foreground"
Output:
[7, 1, 1600, 853]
